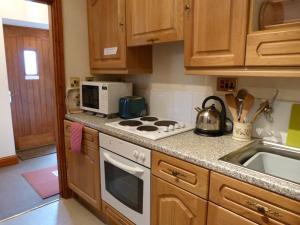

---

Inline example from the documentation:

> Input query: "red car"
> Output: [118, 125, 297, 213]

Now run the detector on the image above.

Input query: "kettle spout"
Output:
[195, 107, 201, 112]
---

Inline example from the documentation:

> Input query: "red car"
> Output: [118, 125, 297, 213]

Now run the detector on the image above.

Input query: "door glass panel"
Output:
[251, 0, 300, 32]
[82, 85, 99, 109]
[105, 161, 144, 213]
[23, 50, 39, 80]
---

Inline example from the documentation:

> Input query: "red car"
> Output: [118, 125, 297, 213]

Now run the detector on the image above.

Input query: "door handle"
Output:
[103, 152, 144, 176]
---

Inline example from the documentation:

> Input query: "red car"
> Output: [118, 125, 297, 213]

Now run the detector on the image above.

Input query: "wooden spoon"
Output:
[239, 94, 255, 123]
[225, 94, 239, 122]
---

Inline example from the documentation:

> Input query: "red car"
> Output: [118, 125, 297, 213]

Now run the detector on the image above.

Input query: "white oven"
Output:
[99, 133, 151, 225]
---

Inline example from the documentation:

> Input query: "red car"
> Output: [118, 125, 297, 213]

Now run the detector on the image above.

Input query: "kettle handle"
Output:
[202, 96, 227, 132]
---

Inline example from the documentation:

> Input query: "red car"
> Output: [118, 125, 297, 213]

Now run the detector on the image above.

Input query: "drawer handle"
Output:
[167, 168, 186, 178]
[246, 201, 282, 218]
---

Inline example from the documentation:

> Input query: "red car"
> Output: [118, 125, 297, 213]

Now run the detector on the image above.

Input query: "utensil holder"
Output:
[232, 122, 253, 141]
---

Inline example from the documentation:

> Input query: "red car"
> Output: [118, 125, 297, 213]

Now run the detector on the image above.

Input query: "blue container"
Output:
[119, 96, 147, 119]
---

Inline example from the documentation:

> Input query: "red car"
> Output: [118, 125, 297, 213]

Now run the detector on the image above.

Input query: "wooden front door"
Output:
[4, 25, 56, 150]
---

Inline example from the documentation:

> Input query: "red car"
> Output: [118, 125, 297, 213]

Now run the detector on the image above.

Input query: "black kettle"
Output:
[194, 96, 233, 137]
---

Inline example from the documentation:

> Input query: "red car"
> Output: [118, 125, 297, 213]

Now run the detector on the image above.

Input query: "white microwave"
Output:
[80, 81, 132, 115]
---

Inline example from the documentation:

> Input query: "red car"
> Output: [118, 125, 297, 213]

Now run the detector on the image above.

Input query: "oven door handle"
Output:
[103, 152, 144, 176]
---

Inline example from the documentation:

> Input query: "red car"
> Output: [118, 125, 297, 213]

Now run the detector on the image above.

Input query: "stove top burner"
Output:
[119, 120, 143, 127]
[154, 120, 178, 127]
[137, 125, 159, 132]
[140, 116, 159, 122]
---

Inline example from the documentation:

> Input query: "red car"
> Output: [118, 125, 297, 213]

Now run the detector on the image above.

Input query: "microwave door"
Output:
[103, 151, 144, 214]
[82, 85, 99, 109]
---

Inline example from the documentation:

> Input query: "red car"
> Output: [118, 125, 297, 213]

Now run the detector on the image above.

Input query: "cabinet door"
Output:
[207, 203, 257, 225]
[87, 0, 126, 69]
[126, 0, 184, 46]
[184, 0, 249, 67]
[65, 138, 101, 210]
[152, 176, 207, 225]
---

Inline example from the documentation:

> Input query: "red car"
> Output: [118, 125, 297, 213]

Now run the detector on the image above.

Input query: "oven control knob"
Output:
[133, 150, 139, 158]
[163, 127, 169, 132]
[180, 123, 185, 128]
[168, 125, 174, 131]
[139, 153, 146, 162]
[174, 124, 180, 129]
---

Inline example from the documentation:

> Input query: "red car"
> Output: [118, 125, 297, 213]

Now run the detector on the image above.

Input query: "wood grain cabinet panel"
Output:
[184, 0, 249, 67]
[102, 201, 135, 225]
[152, 151, 209, 199]
[210, 172, 300, 225]
[152, 176, 207, 225]
[207, 202, 258, 225]
[246, 28, 300, 66]
[126, 0, 184, 46]
[64, 121, 101, 211]
[87, 0, 152, 74]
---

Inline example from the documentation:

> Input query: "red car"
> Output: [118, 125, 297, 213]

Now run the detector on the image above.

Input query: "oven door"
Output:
[100, 148, 150, 225]
[80, 84, 100, 113]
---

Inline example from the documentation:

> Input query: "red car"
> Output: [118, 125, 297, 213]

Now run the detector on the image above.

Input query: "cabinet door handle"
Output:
[246, 200, 282, 218]
[146, 38, 159, 43]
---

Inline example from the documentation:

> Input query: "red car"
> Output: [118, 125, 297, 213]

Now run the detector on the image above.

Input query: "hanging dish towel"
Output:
[70, 122, 84, 153]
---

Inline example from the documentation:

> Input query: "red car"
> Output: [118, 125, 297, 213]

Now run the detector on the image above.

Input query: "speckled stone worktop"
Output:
[65, 113, 300, 201]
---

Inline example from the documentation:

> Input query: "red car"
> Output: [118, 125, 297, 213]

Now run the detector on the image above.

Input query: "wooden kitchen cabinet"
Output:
[102, 201, 135, 225]
[64, 120, 101, 211]
[126, 0, 184, 46]
[210, 172, 300, 225]
[152, 176, 207, 225]
[87, 0, 152, 74]
[184, 0, 249, 67]
[246, 0, 300, 66]
[207, 202, 257, 225]
[152, 151, 209, 199]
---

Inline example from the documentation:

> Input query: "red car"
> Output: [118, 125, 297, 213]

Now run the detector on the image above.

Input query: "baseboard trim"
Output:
[0, 155, 18, 168]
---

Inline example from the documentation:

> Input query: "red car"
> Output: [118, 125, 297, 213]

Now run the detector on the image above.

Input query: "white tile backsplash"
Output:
[125, 42, 299, 143]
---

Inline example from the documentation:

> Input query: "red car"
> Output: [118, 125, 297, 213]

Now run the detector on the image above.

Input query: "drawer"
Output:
[210, 172, 300, 225]
[246, 28, 300, 66]
[152, 151, 209, 199]
[207, 202, 257, 225]
[102, 201, 135, 225]
[64, 120, 99, 149]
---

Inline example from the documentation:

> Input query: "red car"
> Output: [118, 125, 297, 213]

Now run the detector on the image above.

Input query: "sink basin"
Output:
[220, 141, 300, 184]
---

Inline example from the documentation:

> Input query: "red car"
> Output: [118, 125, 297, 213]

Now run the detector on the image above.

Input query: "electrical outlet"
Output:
[70, 77, 80, 88]
[217, 77, 238, 92]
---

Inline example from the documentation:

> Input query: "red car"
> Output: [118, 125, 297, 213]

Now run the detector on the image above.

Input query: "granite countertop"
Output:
[65, 113, 300, 201]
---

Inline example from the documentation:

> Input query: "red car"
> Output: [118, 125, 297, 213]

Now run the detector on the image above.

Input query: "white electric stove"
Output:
[106, 116, 193, 140]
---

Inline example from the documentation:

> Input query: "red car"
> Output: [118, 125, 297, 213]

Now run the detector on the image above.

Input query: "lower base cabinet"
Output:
[207, 202, 257, 225]
[102, 201, 135, 225]
[151, 175, 207, 225]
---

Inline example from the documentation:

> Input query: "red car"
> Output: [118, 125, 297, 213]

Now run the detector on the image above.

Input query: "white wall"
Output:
[126, 42, 300, 143]
[0, 0, 48, 158]
[62, 0, 91, 88]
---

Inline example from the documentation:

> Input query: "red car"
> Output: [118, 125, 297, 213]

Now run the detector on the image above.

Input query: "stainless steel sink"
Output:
[220, 141, 300, 184]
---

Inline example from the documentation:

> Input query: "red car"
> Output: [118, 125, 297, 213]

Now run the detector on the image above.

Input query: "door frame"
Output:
[28, 0, 71, 198]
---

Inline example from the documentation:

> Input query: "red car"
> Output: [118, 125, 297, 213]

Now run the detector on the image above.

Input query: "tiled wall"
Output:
[125, 42, 300, 144]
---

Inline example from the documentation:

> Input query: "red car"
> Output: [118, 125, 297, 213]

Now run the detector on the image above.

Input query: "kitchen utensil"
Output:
[250, 100, 270, 123]
[119, 96, 147, 119]
[236, 89, 248, 120]
[195, 96, 233, 137]
[286, 104, 300, 148]
[232, 122, 253, 141]
[264, 89, 279, 122]
[225, 94, 239, 122]
[239, 94, 255, 123]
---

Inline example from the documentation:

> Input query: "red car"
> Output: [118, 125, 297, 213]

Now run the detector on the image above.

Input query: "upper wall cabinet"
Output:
[126, 0, 184, 46]
[184, 0, 249, 67]
[87, 0, 152, 74]
[246, 0, 300, 66]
